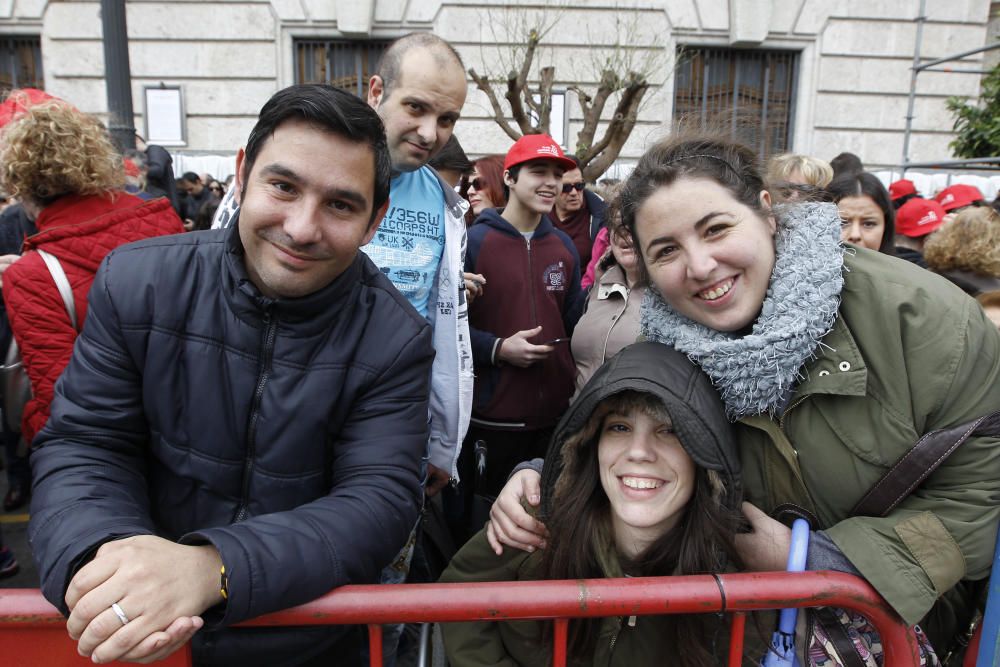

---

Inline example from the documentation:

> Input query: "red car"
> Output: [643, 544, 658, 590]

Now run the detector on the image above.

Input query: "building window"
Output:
[294, 39, 391, 97]
[673, 46, 798, 158]
[0, 36, 43, 92]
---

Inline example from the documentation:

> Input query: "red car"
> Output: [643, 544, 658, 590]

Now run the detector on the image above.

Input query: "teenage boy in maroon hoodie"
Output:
[453, 134, 582, 540]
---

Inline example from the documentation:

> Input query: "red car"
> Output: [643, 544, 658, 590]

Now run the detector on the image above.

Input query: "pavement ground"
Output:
[0, 458, 39, 588]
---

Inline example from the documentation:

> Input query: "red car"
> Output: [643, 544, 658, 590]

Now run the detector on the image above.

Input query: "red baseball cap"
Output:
[123, 158, 140, 178]
[503, 134, 577, 172]
[895, 198, 946, 238]
[934, 184, 984, 212]
[888, 179, 916, 201]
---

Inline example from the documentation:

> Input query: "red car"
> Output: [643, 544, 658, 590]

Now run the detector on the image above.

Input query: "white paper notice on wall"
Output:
[144, 86, 185, 146]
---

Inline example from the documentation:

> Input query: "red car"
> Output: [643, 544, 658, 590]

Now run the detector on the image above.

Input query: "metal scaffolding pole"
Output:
[101, 0, 136, 151]
[900, 2, 1000, 173]
[901, 0, 927, 174]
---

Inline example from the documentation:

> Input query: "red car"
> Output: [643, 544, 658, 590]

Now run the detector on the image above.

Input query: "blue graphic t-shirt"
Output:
[361, 167, 445, 319]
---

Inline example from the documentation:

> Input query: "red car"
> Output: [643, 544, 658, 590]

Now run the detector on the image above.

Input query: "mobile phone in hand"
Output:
[541, 337, 569, 345]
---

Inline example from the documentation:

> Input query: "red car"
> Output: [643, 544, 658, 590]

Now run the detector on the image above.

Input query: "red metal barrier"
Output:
[0, 588, 191, 667]
[1, 571, 922, 666]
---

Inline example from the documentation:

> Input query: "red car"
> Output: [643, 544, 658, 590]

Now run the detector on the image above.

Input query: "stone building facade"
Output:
[0, 0, 992, 172]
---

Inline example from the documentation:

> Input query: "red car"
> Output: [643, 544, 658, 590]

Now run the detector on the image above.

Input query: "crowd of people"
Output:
[0, 29, 995, 667]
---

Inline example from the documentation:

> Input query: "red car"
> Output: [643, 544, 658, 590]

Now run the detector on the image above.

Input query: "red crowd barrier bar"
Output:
[1, 571, 922, 666]
[0, 588, 192, 666]
[243, 571, 921, 666]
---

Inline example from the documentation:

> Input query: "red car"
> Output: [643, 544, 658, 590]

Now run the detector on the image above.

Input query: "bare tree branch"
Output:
[505, 28, 542, 135]
[506, 73, 534, 135]
[569, 85, 592, 120]
[581, 74, 645, 161]
[582, 74, 651, 180]
[469, 67, 522, 142]
[576, 69, 619, 154]
[537, 66, 555, 134]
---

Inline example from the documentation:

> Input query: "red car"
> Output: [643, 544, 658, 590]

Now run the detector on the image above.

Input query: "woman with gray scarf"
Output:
[485, 135, 1000, 664]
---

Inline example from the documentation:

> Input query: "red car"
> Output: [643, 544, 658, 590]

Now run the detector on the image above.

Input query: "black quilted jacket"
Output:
[29, 220, 433, 665]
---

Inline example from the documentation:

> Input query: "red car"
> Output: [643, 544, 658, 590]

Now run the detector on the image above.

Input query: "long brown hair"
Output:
[536, 391, 743, 666]
[464, 155, 506, 223]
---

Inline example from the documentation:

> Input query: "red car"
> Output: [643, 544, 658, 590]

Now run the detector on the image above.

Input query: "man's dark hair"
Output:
[181, 171, 200, 183]
[829, 152, 864, 178]
[502, 164, 523, 201]
[428, 135, 472, 174]
[893, 192, 920, 210]
[564, 154, 582, 172]
[377, 32, 464, 102]
[243, 84, 392, 223]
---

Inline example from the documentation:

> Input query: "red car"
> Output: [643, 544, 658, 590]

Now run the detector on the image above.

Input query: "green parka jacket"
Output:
[440, 536, 745, 666]
[738, 245, 1000, 644]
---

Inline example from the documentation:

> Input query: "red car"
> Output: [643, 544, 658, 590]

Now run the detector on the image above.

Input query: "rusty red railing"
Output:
[1, 571, 922, 666]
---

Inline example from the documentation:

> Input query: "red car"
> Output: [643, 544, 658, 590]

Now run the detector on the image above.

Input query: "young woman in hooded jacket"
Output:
[440, 342, 750, 667]
[487, 134, 1000, 663]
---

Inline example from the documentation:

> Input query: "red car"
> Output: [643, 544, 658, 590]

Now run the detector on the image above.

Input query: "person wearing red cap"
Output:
[893, 197, 946, 267]
[456, 133, 583, 540]
[888, 178, 919, 208]
[934, 183, 985, 214]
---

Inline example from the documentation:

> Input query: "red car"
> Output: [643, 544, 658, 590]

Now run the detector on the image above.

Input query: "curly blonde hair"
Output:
[924, 207, 1000, 277]
[0, 99, 124, 206]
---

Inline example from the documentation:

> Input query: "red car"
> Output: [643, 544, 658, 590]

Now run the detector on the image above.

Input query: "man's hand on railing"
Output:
[63, 535, 223, 664]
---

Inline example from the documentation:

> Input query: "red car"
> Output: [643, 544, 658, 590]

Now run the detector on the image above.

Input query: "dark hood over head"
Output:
[540, 342, 742, 516]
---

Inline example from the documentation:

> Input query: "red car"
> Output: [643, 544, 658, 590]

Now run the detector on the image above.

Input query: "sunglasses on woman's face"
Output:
[561, 182, 585, 194]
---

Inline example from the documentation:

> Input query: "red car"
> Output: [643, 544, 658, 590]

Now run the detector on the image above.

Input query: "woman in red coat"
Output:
[0, 99, 183, 445]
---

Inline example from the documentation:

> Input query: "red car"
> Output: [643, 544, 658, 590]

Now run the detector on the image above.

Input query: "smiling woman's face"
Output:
[598, 408, 695, 556]
[633, 177, 777, 333]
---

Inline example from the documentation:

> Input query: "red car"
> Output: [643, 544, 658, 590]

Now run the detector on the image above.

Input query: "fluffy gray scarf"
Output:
[640, 202, 845, 419]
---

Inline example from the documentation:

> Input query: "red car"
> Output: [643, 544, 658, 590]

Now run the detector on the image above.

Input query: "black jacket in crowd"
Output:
[144, 144, 182, 216]
[29, 219, 434, 665]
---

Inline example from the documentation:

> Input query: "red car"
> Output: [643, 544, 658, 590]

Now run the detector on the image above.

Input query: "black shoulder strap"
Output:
[851, 411, 1000, 517]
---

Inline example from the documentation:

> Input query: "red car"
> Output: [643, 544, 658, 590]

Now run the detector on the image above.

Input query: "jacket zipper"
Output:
[778, 395, 808, 429]
[775, 395, 822, 523]
[607, 616, 623, 665]
[525, 237, 537, 324]
[600, 286, 629, 363]
[233, 309, 278, 522]
[525, 237, 546, 406]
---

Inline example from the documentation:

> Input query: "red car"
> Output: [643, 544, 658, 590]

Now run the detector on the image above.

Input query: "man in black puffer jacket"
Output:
[29, 85, 433, 667]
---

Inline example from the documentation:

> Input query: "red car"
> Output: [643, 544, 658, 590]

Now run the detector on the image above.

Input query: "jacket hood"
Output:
[584, 188, 607, 216]
[540, 341, 742, 517]
[471, 207, 557, 239]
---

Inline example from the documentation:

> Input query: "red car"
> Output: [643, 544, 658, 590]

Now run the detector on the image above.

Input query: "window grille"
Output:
[0, 36, 43, 93]
[294, 39, 391, 98]
[674, 46, 798, 158]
